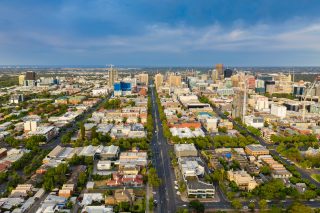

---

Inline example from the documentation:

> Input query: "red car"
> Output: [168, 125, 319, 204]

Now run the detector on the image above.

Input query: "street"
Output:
[150, 86, 177, 213]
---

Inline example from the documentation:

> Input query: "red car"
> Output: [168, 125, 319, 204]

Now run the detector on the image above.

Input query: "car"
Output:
[182, 204, 187, 207]
[174, 186, 178, 190]
[176, 191, 181, 195]
[266, 200, 271, 203]
[309, 199, 315, 202]
[250, 200, 255, 203]
[243, 206, 248, 210]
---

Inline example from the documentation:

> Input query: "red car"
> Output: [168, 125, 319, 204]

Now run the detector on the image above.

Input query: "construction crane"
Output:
[302, 76, 320, 121]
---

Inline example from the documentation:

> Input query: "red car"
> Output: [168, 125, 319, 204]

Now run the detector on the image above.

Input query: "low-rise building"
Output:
[271, 103, 287, 119]
[186, 178, 215, 198]
[97, 160, 112, 170]
[178, 157, 205, 179]
[245, 144, 269, 157]
[227, 170, 258, 191]
[174, 144, 198, 158]
[98, 145, 120, 160]
[244, 115, 264, 129]
[10, 184, 33, 198]
[58, 184, 75, 198]
[119, 151, 148, 168]
[28, 126, 58, 142]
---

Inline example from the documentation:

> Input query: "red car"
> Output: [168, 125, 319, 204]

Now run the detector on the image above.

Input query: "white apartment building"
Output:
[270, 103, 287, 119]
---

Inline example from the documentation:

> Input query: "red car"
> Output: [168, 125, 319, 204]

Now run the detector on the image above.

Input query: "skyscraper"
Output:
[108, 68, 118, 87]
[25, 71, 36, 80]
[216, 64, 224, 80]
[154, 73, 164, 88]
[135, 73, 149, 86]
[224, 69, 233, 78]
[18, 75, 25, 85]
[168, 74, 181, 87]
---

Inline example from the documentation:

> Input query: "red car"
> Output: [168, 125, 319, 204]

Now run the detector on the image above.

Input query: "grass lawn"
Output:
[311, 174, 320, 182]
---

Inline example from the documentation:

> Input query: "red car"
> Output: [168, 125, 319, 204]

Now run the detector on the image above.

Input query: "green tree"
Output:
[148, 197, 154, 211]
[287, 202, 314, 213]
[78, 171, 87, 188]
[80, 122, 85, 140]
[148, 167, 161, 187]
[189, 200, 205, 213]
[61, 134, 71, 144]
[231, 199, 242, 210]
[91, 126, 97, 139]
[303, 190, 317, 200]
[218, 127, 227, 133]
[259, 199, 268, 212]
[119, 201, 130, 211]
[248, 202, 255, 212]
[260, 165, 271, 175]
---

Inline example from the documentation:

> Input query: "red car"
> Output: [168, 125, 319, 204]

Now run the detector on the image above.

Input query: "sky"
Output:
[1, 0, 320, 66]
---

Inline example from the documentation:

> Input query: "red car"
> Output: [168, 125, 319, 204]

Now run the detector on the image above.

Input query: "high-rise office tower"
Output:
[168, 75, 182, 87]
[154, 73, 164, 88]
[211, 70, 217, 82]
[232, 88, 246, 119]
[224, 69, 233, 78]
[216, 64, 224, 80]
[18, 75, 25, 85]
[135, 73, 149, 86]
[108, 68, 118, 87]
[25, 71, 36, 80]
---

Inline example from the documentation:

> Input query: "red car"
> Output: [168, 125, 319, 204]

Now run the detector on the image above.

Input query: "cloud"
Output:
[24, 19, 320, 54]
[1, 0, 320, 65]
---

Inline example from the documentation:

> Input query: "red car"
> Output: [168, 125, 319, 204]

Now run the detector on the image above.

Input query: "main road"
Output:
[150, 86, 233, 211]
[150, 86, 177, 213]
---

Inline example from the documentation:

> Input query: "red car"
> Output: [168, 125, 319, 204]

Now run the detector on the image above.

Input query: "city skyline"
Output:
[1, 0, 320, 66]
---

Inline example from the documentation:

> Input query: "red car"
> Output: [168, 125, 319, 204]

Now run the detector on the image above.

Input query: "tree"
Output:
[119, 201, 130, 211]
[91, 138, 100, 146]
[0, 172, 8, 184]
[43, 177, 54, 191]
[259, 199, 268, 212]
[91, 126, 97, 139]
[231, 199, 242, 210]
[5, 136, 20, 147]
[248, 202, 255, 212]
[287, 202, 313, 213]
[218, 127, 227, 133]
[247, 126, 261, 137]
[148, 167, 161, 187]
[303, 190, 317, 200]
[177, 208, 189, 213]
[260, 165, 271, 175]
[148, 197, 154, 211]
[189, 200, 205, 213]
[78, 171, 87, 188]
[80, 122, 85, 140]
[61, 134, 71, 144]
[252, 179, 286, 200]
